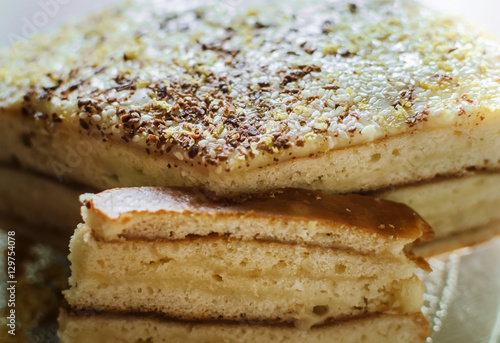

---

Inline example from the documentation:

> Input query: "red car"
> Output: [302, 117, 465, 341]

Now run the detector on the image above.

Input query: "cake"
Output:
[59, 187, 432, 342]
[0, 0, 499, 252]
[0, 166, 86, 250]
[372, 173, 500, 255]
[58, 311, 430, 343]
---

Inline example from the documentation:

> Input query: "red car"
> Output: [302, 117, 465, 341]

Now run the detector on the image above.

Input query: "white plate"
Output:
[420, 238, 500, 343]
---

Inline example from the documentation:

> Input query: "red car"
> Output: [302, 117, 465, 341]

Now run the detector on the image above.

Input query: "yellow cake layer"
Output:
[65, 224, 424, 329]
[58, 310, 430, 343]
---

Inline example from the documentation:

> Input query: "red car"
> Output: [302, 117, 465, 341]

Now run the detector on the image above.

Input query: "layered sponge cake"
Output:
[58, 312, 430, 343]
[0, 0, 499, 253]
[1, 0, 500, 194]
[59, 187, 432, 342]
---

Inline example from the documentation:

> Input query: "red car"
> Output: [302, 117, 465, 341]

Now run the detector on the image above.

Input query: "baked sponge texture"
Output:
[60, 187, 431, 342]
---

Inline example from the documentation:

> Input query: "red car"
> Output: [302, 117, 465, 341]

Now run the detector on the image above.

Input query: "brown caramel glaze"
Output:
[85, 187, 433, 241]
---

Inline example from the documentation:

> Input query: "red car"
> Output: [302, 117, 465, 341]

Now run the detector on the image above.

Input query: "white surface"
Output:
[1, 0, 500, 47]
[0, 0, 121, 47]
[418, 0, 500, 38]
[419, 238, 500, 343]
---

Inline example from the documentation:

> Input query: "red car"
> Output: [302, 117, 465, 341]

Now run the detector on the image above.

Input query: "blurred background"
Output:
[1, 0, 500, 47]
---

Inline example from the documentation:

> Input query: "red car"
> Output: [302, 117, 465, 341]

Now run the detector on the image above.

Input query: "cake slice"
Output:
[1, 0, 500, 196]
[0, 0, 499, 254]
[60, 187, 432, 342]
[0, 166, 87, 251]
[58, 311, 430, 343]
[1, 164, 498, 256]
[371, 172, 500, 255]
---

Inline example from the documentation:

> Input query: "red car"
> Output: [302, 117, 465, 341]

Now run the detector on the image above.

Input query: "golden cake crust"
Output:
[84, 187, 433, 242]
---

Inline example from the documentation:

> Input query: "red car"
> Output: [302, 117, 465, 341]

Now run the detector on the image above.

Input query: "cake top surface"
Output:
[82, 187, 433, 242]
[2, 0, 500, 171]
